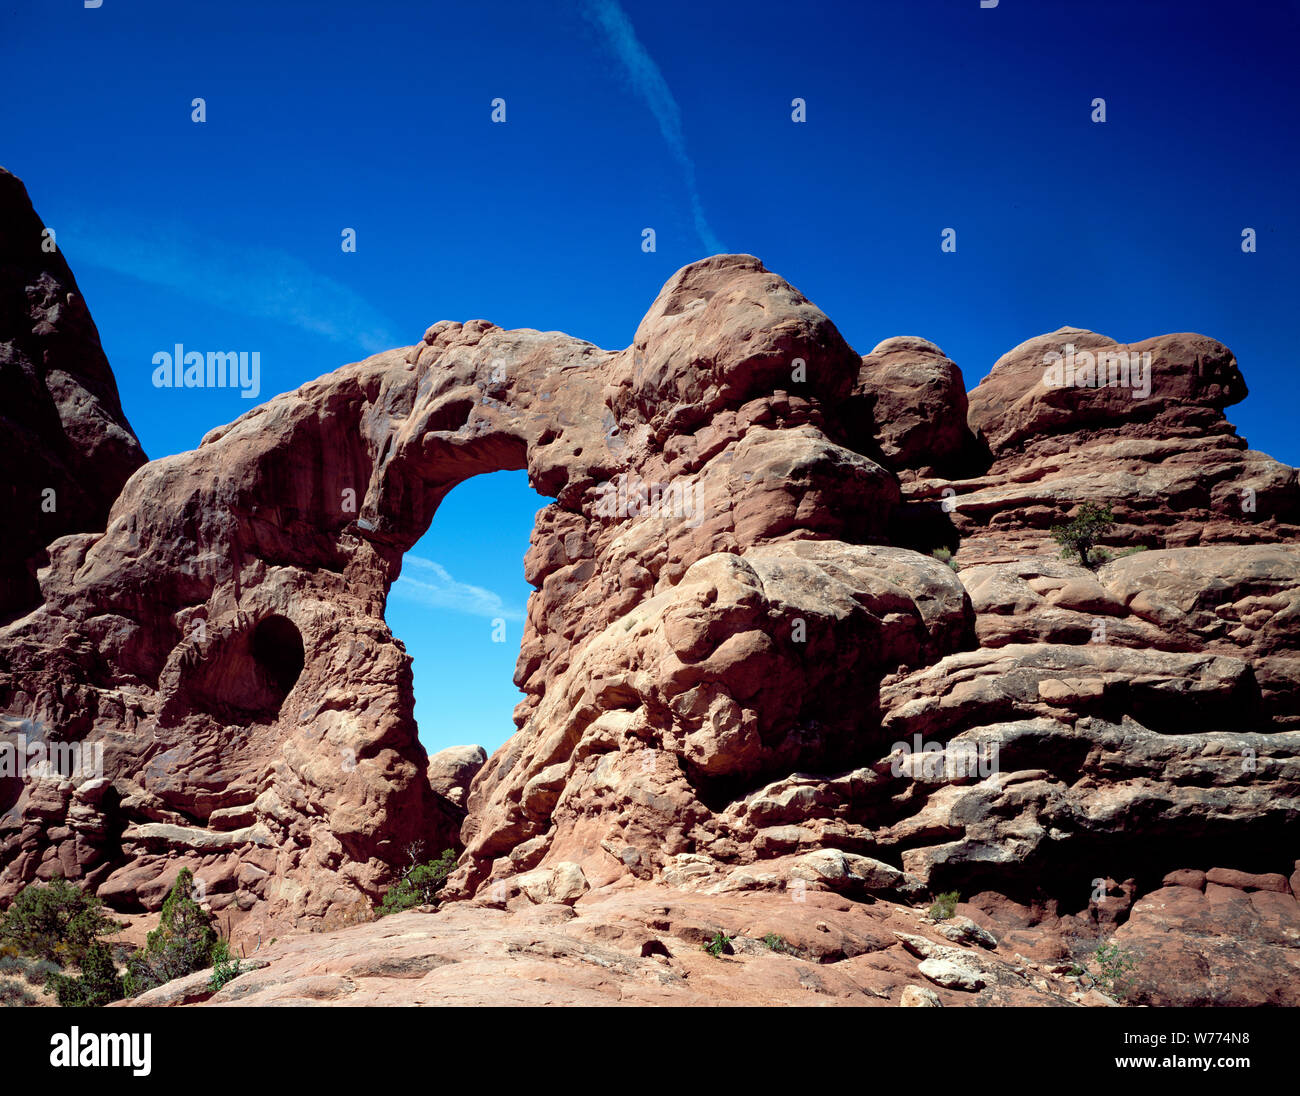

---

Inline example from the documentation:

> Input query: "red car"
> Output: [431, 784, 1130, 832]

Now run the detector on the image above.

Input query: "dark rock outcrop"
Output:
[0, 167, 146, 620]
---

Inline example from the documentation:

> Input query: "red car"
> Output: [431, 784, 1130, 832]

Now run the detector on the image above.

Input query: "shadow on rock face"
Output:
[184, 613, 306, 724]
[250, 614, 306, 698]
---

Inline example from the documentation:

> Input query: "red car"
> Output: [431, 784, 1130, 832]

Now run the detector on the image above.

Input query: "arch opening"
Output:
[385, 470, 546, 760]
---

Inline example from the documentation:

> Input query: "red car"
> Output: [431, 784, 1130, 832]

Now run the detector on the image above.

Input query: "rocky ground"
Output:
[1, 164, 1297, 1006]
[121, 858, 1300, 1007]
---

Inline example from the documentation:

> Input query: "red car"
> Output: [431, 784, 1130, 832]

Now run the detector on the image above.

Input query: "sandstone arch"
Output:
[2, 249, 1298, 951]
[0, 255, 912, 930]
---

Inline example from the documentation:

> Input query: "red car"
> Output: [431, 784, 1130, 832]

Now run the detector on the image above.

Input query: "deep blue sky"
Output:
[4, 0, 1298, 753]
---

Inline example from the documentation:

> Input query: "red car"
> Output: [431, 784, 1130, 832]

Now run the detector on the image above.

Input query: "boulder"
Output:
[426, 745, 488, 809]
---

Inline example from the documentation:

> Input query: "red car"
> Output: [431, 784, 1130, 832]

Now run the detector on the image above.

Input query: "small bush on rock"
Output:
[207, 938, 243, 992]
[1092, 941, 1139, 1001]
[930, 547, 960, 572]
[378, 846, 457, 916]
[1051, 503, 1115, 569]
[929, 890, 960, 920]
[703, 931, 734, 958]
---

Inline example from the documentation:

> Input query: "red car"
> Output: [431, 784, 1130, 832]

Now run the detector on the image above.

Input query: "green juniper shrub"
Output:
[0, 877, 122, 966]
[207, 938, 243, 993]
[46, 942, 125, 1007]
[930, 547, 960, 573]
[378, 847, 458, 916]
[122, 868, 219, 997]
[761, 933, 788, 953]
[1092, 941, 1140, 1001]
[703, 931, 734, 958]
[928, 890, 960, 920]
[1050, 504, 1115, 569]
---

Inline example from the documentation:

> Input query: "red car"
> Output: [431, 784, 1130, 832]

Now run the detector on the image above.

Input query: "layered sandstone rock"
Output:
[3, 251, 915, 940]
[1, 192, 1297, 1004]
[911, 326, 1300, 564]
[0, 167, 146, 621]
[126, 867, 1300, 1008]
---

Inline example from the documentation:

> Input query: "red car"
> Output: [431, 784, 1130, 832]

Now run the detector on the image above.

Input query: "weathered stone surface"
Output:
[969, 328, 1247, 456]
[850, 337, 979, 476]
[118, 959, 269, 1008]
[0, 167, 146, 621]
[917, 955, 987, 991]
[1110, 878, 1300, 1006]
[1, 178, 1297, 1006]
[933, 915, 998, 949]
[904, 327, 1299, 568]
[122, 885, 1084, 1007]
[899, 984, 942, 1007]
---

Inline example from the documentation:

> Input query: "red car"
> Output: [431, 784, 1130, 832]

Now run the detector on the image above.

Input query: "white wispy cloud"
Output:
[66, 215, 399, 354]
[580, 0, 725, 255]
[390, 556, 525, 621]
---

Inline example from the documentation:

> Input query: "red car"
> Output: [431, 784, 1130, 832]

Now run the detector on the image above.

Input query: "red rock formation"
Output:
[915, 326, 1300, 564]
[0, 167, 146, 621]
[850, 336, 979, 477]
[1, 184, 1297, 1003]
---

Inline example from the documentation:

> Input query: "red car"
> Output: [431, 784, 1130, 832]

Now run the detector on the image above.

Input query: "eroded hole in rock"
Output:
[186, 613, 305, 723]
[251, 614, 306, 697]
